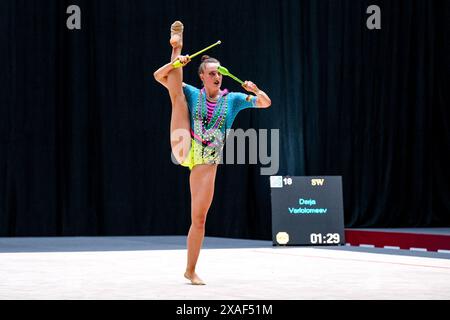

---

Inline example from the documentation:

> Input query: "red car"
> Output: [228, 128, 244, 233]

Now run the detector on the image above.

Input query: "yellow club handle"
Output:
[172, 60, 184, 68]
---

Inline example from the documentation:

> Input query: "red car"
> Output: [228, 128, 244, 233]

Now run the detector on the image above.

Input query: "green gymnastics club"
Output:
[217, 66, 245, 86]
[172, 40, 222, 68]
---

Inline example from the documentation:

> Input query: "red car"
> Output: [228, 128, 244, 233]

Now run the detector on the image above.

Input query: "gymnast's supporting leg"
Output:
[185, 164, 218, 285]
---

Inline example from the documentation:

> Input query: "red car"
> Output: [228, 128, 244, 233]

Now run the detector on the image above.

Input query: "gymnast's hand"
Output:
[243, 81, 260, 94]
[176, 55, 191, 66]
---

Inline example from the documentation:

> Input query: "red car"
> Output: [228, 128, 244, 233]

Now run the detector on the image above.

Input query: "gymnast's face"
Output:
[200, 62, 222, 92]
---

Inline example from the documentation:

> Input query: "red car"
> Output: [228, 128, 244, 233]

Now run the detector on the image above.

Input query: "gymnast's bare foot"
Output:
[170, 21, 184, 48]
[184, 271, 206, 285]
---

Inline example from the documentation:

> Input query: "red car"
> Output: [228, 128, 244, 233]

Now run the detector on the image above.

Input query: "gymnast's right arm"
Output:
[153, 55, 191, 89]
[153, 62, 173, 89]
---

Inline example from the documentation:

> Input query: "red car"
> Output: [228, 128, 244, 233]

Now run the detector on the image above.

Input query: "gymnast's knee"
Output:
[191, 214, 207, 230]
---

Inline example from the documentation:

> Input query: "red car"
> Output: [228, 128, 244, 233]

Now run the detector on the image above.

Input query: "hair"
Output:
[198, 55, 220, 75]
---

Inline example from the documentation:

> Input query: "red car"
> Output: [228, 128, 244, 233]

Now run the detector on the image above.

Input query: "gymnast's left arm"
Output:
[243, 81, 272, 108]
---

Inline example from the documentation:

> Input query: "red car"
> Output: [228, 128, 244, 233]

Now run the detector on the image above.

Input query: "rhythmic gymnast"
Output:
[153, 21, 271, 285]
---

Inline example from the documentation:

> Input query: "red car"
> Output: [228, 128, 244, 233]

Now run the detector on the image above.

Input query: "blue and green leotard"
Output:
[181, 83, 257, 170]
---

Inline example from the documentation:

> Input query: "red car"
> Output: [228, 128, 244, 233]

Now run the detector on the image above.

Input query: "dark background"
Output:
[0, 0, 448, 237]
